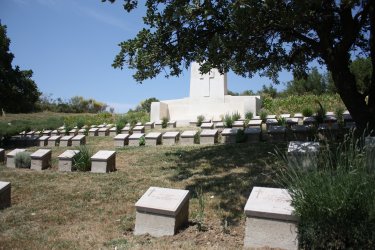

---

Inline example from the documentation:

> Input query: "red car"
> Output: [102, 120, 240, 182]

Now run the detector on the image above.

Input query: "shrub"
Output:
[15, 151, 31, 168]
[116, 116, 128, 134]
[161, 117, 169, 128]
[72, 146, 93, 171]
[223, 114, 233, 128]
[76, 118, 85, 129]
[259, 109, 268, 122]
[276, 130, 375, 249]
[315, 101, 326, 124]
[139, 136, 145, 146]
[196, 115, 205, 127]
[231, 111, 241, 121]
[276, 116, 286, 126]
[245, 111, 253, 120]
[302, 107, 313, 117]
[236, 129, 246, 143]
[335, 106, 345, 125]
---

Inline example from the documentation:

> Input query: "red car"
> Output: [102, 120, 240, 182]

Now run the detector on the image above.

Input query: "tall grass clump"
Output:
[245, 111, 253, 120]
[302, 107, 313, 117]
[231, 111, 241, 121]
[275, 130, 375, 249]
[72, 146, 93, 171]
[15, 151, 31, 168]
[259, 109, 268, 122]
[223, 114, 233, 128]
[161, 117, 169, 128]
[335, 106, 345, 126]
[315, 101, 326, 124]
[196, 115, 205, 127]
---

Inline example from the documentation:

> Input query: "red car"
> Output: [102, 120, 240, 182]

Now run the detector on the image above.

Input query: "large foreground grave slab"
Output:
[145, 132, 162, 146]
[72, 135, 86, 146]
[180, 130, 198, 145]
[200, 129, 218, 145]
[91, 150, 116, 173]
[287, 141, 320, 170]
[58, 150, 79, 172]
[114, 134, 130, 147]
[162, 132, 180, 145]
[135, 187, 190, 237]
[244, 187, 298, 249]
[6, 149, 26, 168]
[0, 181, 11, 209]
[30, 149, 52, 171]
[60, 135, 74, 147]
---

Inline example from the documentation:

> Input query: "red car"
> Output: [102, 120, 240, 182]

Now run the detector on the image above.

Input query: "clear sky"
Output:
[1, 0, 293, 113]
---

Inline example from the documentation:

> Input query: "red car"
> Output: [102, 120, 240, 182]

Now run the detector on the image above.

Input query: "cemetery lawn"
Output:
[0, 136, 284, 249]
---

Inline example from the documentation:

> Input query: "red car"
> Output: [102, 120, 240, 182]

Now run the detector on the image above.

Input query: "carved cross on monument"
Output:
[199, 70, 215, 97]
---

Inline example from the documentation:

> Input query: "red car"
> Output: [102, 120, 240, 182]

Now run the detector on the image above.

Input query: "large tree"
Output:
[103, 0, 374, 132]
[0, 23, 40, 113]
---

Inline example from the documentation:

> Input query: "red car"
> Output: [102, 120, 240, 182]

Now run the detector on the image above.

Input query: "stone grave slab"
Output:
[200, 122, 214, 129]
[266, 114, 276, 119]
[365, 137, 375, 169]
[42, 130, 52, 136]
[268, 126, 286, 142]
[233, 120, 244, 128]
[97, 124, 105, 128]
[69, 129, 78, 136]
[244, 127, 261, 143]
[145, 132, 162, 146]
[244, 187, 298, 249]
[135, 187, 190, 237]
[280, 114, 291, 118]
[114, 134, 130, 147]
[133, 126, 145, 134]
[109, 127, 117, 136]
[78, 128, 86, 135]
[48, 135, 61, 147]
[26, 131, 35, 136]
[266, 119, 278, 129]
[325, 111, 335, 116]
[6, 149, 26, 168]
[214, 122, 225, 132]
[0, 181, 11, 209]
[90, 125, 97, 128]
[30, 149, 52, 171]
[121, 126, 132, 134]
[167, 121, 177, 128]
[58, 150, 79, 172]
[71, 135, 86, 146]
[200, 129, 218, 145]
[154, 120, 163, 129]
[0, 148, 4, 163]
[189, 120, 198, 127]
[288, 141, 320, 170]
[88, 128, 99, 136]
[248, 119, 262, 128]
[180, 130, 198, 145]
[286, 118, 299, 127]
[91, 150, 116, 173]
[98, 127, 109, 137]
[51, 130, 59, 136]
[162, 132, 180, 145]
[324, 115, 337, 124]
[38, 135, 50, 147]
[60, 135, 74, 147]
[221, 128, 239, 144]
[303, 116, 316, 125]
[145, 122, 155, 129]
[293, 113, 303, 118]
[129, 133, 145, 147]
[135, 122, 142, 126]
[290, 125, 310, 141]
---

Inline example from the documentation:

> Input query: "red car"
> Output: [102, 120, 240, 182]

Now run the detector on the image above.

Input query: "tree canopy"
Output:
[103, 0, 375, 132]
[0, 23, 40, 113]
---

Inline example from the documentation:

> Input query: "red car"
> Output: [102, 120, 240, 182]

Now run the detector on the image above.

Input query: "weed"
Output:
[302, 107, 313, 117]
[236, 129, 246, 143]
[15, 151, 31, 168]
[196, 115, 205, 127]
[139, 136, 145, 146]
[72, 145, 93, 171]
[224, 114, 233, 128]
[231, 111, 241, 121]
[161, 117, 169, 128]
[315, 100, 326, 124]
[245, 111, 253, 120]
[194, 186, 207, 231]
[259, 110, 268, 123]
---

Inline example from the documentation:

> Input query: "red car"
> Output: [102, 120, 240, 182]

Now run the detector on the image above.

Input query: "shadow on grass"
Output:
[165, 142, 287, 225]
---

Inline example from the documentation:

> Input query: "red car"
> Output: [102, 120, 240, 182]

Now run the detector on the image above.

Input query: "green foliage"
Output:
[259, 110, 268, 123]
[285, 67, 328, 95]
[302, 107, 313, 117]
[134, 97, 159, 113]
[15, 152, 31, 168]
[194, 186, 207, 232]
[350, 57, 372, 95]
[276, 131, 375, 249]
[161, 117, 169, 128]
[335, 106, 345, 125]
[231, 111, 241, 121]
[37, 95, 108, 113]
[0, 24, 40, 113]
[139, 136, 145, 146]
[72, 146, 93, 172]
[223, 114, 233, 128]
[276, 116, 286, 126]
[245, 112, 253, 120]
[75, 117, 85, 129]
[116, 116, 128, 134]
[315, 101, 326, 124]
[236, 129, 246, 143]
[196, 115, 205, 127]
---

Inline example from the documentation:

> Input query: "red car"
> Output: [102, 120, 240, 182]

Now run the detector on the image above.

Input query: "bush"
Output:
[223, 114, 233, 128]
[72, 146, 93, 171]
[139, 136, 145, 146]
[302, 107, 313, 117]
[15, 151, 31, 168]
[162, 117, 169, 128]
[245, 111, 253, 120]
[231, 111, 241, 121]
[276, 116, 286, 126]
[276, 130, 375, 249]
[259, 109, 268, 122]
[76, 117, 85, 129]
[197, 115, 205, 127]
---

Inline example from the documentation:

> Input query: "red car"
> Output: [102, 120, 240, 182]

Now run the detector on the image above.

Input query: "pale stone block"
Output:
[324, 115, 337, 123]
[121, 126, 132, 134]
[58, 150, 79, 172]
[293, 113, 303, 119]
[42, 130, 52, 136]
[98, 127, 109, 137]
[114, 134, 130, 147]
[38, 136, 50, 147]
[91, 150, 116, 173]
[133, 126, 145, 134]
[286, 117, 299, 126]
[60, 135, 73, 147]
[167, 121, 177, 128]
[145, 132, 162, 146]
[109, 127, 117, 136]
[303, 116, 316, 125]
[221, 128, 238, 144]
[189, 120, 198, 127]
[288, 141, 320, 170]
[0, 148, 4, 163]
[51, 130, 59, 136]
[248, 119, 262, 128]
[244, 127, 261, 143]
[135, 187, 190, 237]
[253, 115, 260, 120]
[69, 129, 78, 136]
[268, 126, 286, 142]
[343, 113, 353, 122]
[154, 121, 163, 129]
[280, 114, 291, 118]
[71, 135, 86, 146]
[200, 129, 218, 145]
[266, 114, 276, 119]
[30, 149, 52, 171]
[26, 131, 35, 136]
[58, 126, 65, 130]
[233, 120, 244, 128]
[6, 149, 26, 168]
[97, 124, 105, 128]
[0, 181, 11, 209]
[129, 133, 145, 147]
[325, 111, 335, 116]
[145, 122, 155, 129]
[215, 122, 225, 132]
[162, 132, 180, 145]
[48, 135, 61, 147]
[90, 125, 97, 128]
[180, 130, 198, 145]
[244, 187, 298, 249]
[88, 128, 99, 136]
[200, 122, 214, 129]
[78, 128, 86, 135]
[136, 122, 142, 126]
